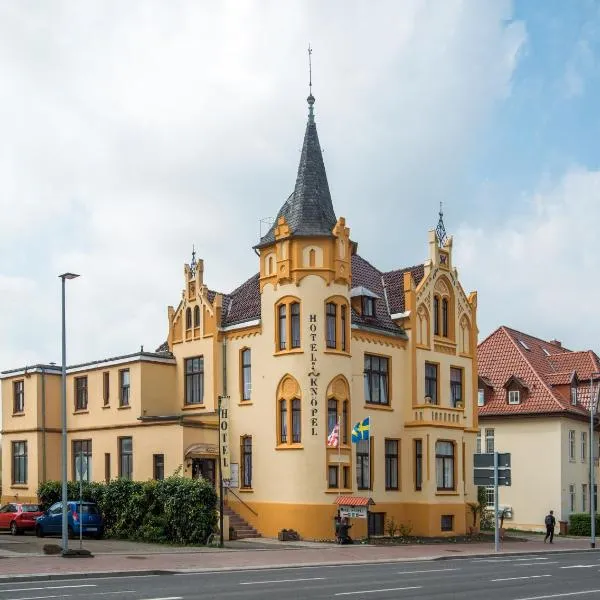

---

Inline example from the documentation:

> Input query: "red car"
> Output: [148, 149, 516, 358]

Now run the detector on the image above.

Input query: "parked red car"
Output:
[0, 503, 44, 535]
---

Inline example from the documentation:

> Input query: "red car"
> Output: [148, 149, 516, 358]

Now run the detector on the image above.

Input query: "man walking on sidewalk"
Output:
[544, 510, 556, 543]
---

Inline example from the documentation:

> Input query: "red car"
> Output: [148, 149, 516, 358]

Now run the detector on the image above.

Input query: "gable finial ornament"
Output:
[190, 244, 197, 277]
[435, 201, 447, 247]
[307, 44, 315, 122]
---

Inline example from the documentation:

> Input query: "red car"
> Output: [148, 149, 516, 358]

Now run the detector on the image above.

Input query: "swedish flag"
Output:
[351, 417, 370, 443]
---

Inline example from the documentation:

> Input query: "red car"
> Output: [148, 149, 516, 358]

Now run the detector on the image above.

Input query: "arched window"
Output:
[185, 307, 192, 330]
[276, 298, 301, 352]
[277, 375, 302, 446]
[193, 305, 200, 328]
[442, 298, 448, 338]
[326, 302, 337, 348]
[309, 248, 316, 267]
[433, 296, 440, 336]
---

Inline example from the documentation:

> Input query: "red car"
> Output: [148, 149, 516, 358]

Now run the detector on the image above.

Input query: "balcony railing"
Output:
[409, 403, 465, 428]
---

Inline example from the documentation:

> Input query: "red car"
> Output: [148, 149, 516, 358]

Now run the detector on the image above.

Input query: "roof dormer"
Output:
[503, 375, 530, 405]
[350, 286, 380, 317]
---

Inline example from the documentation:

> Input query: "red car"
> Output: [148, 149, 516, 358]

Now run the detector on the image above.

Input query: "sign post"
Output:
[494, 451, 499, 553]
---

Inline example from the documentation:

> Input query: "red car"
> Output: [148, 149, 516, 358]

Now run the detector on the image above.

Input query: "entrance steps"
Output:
[223, 505, 261, 539]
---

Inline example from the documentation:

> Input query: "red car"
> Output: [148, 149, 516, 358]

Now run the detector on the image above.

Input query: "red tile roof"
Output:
[334, 496, 374, 506]
[478, 326, 600, 418]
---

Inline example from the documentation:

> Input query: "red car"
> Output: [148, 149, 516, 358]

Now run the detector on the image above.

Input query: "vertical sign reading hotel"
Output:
[219, 395, 231, 480]
[309, 314, 319, 435]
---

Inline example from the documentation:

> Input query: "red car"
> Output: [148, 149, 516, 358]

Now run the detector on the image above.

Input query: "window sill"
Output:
[102, 405, 111, 409]
[385, 487, 400, 492]
[181, 404, 205, 410]
[11, 412, 25, 417]
[117, 405, 132, 410]
[436, 490, 459, 496]
[324, 349, 351, 357]
[238, 402, 253, 407]
[276, 444, 304, 450]
[325, 488, 353, 494]
[364, 403, 393, 411]
[73, 410, 89, 415]
[10, 484, 29, 489]
[238, 487, 254, 493]
[274, 349, 304, 356]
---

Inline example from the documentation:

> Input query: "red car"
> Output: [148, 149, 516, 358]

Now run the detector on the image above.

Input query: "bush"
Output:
[37, 476, 217, 545]
[569, 513, 600, 536]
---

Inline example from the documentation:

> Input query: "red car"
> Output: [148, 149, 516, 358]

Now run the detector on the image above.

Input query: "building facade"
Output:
[478, 326, 600, 531]
[1, 93, 479, 539]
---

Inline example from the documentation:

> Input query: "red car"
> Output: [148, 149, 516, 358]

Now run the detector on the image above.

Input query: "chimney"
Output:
[549, 339, 562, 348]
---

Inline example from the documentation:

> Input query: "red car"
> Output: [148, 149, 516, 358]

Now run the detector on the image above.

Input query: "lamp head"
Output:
[59, 273, 80, 280]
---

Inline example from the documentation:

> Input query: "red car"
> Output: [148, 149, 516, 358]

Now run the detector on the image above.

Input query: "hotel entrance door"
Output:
[192, 458, 216, 487]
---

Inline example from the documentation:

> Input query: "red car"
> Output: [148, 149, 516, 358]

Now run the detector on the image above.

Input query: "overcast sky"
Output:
[1, 0, 599, 370]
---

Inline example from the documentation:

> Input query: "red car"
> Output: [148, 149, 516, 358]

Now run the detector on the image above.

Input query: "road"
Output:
[2, 550, 600, 600]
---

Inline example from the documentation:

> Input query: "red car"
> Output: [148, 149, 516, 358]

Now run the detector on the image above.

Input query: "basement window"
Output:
[441, 515, 454, 532]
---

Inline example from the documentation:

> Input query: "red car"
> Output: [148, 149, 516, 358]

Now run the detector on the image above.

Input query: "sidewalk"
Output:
[0, 535, 596, 581]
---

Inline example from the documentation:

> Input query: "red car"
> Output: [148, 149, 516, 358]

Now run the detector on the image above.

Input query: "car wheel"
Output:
[35, 525, 44, 538]
[10, 522, 20, 536]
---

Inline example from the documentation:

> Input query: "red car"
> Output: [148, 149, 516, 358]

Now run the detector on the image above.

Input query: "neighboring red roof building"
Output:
[477, 326, 600, 418]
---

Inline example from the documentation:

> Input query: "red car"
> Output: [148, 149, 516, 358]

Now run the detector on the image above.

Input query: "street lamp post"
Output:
[589, 372, 600, 549]
[59, 272, 80, 556]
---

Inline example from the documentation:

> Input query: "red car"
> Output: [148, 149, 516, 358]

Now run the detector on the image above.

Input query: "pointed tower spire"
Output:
[435, 202, 447, 247]
[190, 244, 197, 277]
[256, 47, 337, 248]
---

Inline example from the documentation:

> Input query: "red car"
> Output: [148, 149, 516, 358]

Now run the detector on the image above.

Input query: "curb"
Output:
[0, 547, 598, 583]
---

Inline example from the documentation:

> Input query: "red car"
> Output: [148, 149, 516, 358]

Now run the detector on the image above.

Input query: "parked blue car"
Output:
[35, 501, 104, 539]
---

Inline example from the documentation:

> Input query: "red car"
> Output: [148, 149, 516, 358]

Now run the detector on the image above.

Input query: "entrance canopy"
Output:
[334, 496, 375, 507]
[184, 443, 218, 458]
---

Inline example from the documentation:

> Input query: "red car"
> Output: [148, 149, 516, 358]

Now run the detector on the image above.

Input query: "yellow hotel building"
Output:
[1, 92, 479, 540]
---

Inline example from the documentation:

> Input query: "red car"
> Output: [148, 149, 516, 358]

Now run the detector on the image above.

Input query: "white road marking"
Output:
[89, 592, 137, 596]
[560, 565, 597, 569]
[397, 568, 460, 575]
[240, 577, 326, 585]
[2, 584, 96, 592]
[138, 598, 182, 600]
[335, 586, 422, 596]
[516, 562, 560, 567]
[492, 575, 552, 582]
[516, 590, 600, 600]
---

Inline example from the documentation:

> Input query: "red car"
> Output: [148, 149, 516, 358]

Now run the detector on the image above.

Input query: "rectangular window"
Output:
[185, 358, 203, 405]
[75, 376, 88, 411]
[441, 515, 454, 532]
[508, 390, 520, 404]
[103, 371, 110, 406]
[477, 389, 485, 407]
[582, 431, 587, 462]
[118, 437, 133, 480]
[356, 439, 370, 490]
[279, 399, 287, 444]
[569, 430, 576, 461]
[571, 385, 578, 405]
[278, 305, 287, 350]
[328, 465, 338, 489]
[569, 484, 576, 513]
[341, 305, 347, 352]
[328, 399, 338, 438]
[342, 401, 349, 445]
[583, 484, 588, 512]
[291, 399, 301, 443]
[385, 439, 399, 490]
[13, 380, 24, 413]
[362, 297, 375, 317]
[364, 354, 389, 405]
[415, 439, 423, 491]
[104, 453, 111, 484]
[486, 486, 495, 508]
[291, 302, 301, 348]
[326, 302, 337, 348]
[153, 454, 165, 480]
[343, 466, 350, 489]
[485, 428, 495, 454]
[241, 349, 251, 401]
[425, 363, 438, 404]
[72, 439, 92, 482]
[12, 441, 27, 484]
[436, 441, 455, 490]
[119, 369, 131, 407]
[241, 436, 252, 488]
[476, 430, 482, 454]
[450, 367, 463, 407]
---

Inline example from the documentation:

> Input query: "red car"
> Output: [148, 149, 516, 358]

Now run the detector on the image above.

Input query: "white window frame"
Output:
[508, 390, 520, 405]
[476, 430, 482, 455]
[485, 428, 495, 454]
[571, 385, 578, 405]
[569, 484, 576, 513]
[568, 430, 576, 462]
[485, 486, 495, 508]
[477, 389, 485, 407]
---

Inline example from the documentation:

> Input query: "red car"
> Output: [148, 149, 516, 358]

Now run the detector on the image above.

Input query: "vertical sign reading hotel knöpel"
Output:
[219, 395, 231, 480]
[309, 313, 319, 436]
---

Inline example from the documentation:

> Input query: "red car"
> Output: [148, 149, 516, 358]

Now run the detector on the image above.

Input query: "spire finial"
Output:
[190, 244, 197, 276]
[436, 202, 447, 247]
[307, 44, 315, 121]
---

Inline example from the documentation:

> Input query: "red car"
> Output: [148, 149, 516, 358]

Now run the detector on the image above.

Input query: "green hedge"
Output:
[37, 477, 218, 545]
[568, 513, 600, 536]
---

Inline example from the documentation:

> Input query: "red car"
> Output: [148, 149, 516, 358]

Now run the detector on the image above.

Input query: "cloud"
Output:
[0, 0, 526, 368]
[456, 167, 600, 350]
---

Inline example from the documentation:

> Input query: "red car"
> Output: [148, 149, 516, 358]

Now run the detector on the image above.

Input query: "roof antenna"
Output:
[307, 44, 315, 121]
[435, 201, 447, 247]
